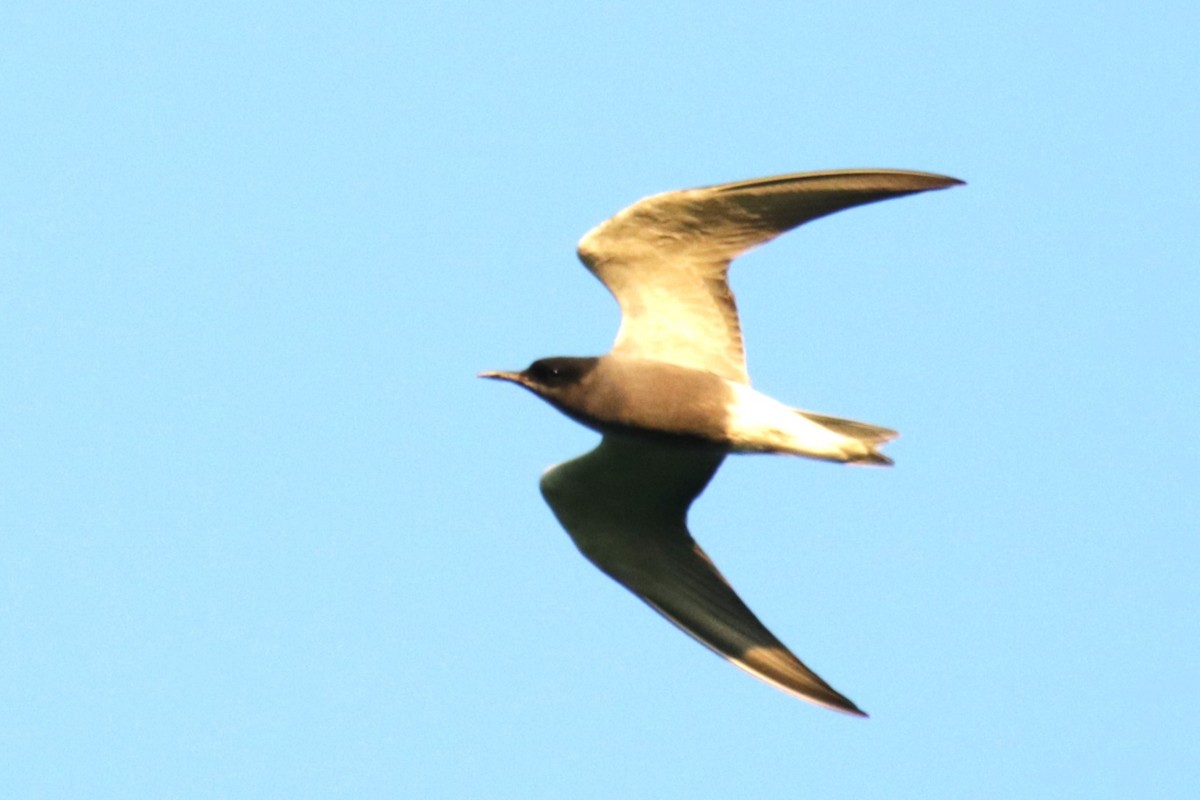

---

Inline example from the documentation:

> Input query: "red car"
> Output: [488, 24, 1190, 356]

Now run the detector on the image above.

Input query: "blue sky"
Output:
[2, 2, 1197, 797]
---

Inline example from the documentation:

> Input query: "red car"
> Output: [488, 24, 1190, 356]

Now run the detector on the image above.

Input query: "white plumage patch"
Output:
[723, 381, 874, 462]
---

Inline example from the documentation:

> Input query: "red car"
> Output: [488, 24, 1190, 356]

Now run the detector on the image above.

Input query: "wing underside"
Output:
[539, 435, 865, 715]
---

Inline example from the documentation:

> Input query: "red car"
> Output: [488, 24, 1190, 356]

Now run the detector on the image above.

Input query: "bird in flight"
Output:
[482, 169, 962, 715]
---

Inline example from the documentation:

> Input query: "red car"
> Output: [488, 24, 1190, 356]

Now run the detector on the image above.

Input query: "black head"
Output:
[478, 356, 601, 406]
[521, 356, 598, 388]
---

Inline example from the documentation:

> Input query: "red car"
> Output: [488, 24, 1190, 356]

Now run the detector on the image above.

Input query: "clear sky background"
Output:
[2, 2, 1197, 798]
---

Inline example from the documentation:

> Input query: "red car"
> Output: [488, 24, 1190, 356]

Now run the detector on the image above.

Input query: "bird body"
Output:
[482, 168, 962, 714]
[488, 355, 894, 463]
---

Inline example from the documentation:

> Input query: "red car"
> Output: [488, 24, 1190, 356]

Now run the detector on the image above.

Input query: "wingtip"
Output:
[891, 169, 966, 192]
[858, 169, 966, 193]
[837, 699, 870, 718]
[771, 674, 870, 717]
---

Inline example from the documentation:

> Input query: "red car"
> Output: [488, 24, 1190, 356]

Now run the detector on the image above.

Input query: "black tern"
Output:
[482, 169, 963, 715]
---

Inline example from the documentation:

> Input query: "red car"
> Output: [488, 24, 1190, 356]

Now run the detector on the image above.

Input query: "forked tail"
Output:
[796, 410, 897, 465]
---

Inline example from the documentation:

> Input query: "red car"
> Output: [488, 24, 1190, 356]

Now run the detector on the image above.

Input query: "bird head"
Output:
[479, 356, 600, 409]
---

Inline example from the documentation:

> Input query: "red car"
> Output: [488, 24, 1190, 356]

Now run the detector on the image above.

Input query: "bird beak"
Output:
[478, 370, 522, 384]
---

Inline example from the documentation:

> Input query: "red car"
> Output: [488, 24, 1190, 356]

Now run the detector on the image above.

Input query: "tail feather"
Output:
[796, 409, 897, 465]
[796, 410, 897, 444]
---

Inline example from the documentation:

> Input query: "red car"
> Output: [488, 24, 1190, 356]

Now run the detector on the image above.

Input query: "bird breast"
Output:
[574, 358, 735, 444]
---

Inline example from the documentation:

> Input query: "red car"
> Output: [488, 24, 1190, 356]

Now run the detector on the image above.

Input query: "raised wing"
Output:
[577, 169, 964, 383]
[539, 435, 865, 715]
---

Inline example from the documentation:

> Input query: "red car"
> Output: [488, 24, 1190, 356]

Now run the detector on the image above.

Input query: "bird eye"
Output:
[528, 360, 570, 385]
